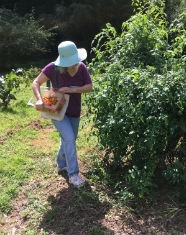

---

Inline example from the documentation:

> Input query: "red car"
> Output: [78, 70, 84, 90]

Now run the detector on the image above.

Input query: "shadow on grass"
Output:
[0, 100, 30, 114]
[39, 183, 114, 235]
[0, 105, 18, 114]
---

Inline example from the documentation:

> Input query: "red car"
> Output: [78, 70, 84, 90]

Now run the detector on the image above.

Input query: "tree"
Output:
[0, 9, 53, 70]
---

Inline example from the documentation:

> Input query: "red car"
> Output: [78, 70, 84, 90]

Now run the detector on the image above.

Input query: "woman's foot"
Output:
[57, 167, 67, 175]
[69, 174, 85, 187]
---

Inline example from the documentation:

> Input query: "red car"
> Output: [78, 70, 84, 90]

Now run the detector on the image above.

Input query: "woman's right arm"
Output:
[32, 72, 49, 110]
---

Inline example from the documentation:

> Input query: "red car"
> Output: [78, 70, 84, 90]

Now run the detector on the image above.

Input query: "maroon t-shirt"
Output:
[42, 62, 92, 117]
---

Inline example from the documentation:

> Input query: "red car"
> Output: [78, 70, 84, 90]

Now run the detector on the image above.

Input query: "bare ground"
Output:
[1, 161, 186, 235]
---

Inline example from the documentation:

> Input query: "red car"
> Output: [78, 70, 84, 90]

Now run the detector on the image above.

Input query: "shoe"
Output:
[69, 174, 85, 188]
[57, 167, 67, 175]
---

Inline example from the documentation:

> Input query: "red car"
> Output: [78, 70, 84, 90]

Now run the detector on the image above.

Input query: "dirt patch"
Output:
[1, 164, 186, 235]
[27, 119, 45, 130]
[29, 127, 54, 150]
[0, 136, 5, 144]
[0, 119, 44, 145]
[0, 128, 21, 145]
[27, 119, 57, 154]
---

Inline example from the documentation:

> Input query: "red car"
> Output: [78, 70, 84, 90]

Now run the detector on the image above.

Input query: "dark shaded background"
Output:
[0, 0, 132, 59]
[0, 0, 183, 69]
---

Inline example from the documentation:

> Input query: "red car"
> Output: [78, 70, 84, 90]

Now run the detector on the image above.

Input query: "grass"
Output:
[0, 86, 58, 214]
[0, 85, 102, 235]
[0, 85, 186, 235]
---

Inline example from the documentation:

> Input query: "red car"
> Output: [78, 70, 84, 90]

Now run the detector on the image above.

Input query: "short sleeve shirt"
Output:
[41, 62, 92, 117]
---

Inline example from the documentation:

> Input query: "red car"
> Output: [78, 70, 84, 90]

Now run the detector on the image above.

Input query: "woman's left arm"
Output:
[58, 83, 93, 94]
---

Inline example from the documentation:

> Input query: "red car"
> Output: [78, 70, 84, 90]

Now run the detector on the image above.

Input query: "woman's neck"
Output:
[67, 63, 80, 77]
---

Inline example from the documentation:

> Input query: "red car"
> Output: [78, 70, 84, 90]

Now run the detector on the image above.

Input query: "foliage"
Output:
[0, 67, 39, 107]
[32, 0, 132, 52]
[0, 0, 185, 71]
[0, 8, 53, 69]
[0, 69, 23, 107]
[165, 0, 186, 23]
[87, 0, 186, 200]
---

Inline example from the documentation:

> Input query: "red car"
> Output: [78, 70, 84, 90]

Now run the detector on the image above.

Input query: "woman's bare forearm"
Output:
[32, 72, 48, 100]
[58, 84, 93, 94]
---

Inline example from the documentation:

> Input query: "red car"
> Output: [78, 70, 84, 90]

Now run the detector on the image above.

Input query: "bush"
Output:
[0, 67, 39, 107]
[0, 8, 53, 70]
[88, 0, 186, 200]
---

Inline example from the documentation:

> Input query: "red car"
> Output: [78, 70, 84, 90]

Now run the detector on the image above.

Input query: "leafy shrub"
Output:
[0, 67, 38, 107]
[0, 70, 23, 107]
[88, 0, 186, 200]
[0, 8, 53, 69]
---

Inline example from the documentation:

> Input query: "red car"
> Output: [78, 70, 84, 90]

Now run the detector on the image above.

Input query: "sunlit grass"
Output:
[0, 86, 96, 216]
[0, 86, 56, 213]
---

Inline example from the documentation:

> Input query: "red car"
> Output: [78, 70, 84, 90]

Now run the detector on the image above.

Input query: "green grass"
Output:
[0, 85, 103, 235]
[0, 86, 58, 214]
[0, 86, 97, 215]
[0, 84, 109, 235]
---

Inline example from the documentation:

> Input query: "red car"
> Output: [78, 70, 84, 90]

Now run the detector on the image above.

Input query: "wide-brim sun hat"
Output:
[54, 41, 87, 67]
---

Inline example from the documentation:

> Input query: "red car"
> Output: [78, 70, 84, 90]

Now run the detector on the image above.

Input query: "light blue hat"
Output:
[54, 41, 87, 67]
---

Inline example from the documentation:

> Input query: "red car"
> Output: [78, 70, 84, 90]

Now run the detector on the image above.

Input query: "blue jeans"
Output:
[52, 115, 80, 176]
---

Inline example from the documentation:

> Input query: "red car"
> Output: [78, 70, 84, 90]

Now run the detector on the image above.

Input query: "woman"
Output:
[32, 41, 93, 187]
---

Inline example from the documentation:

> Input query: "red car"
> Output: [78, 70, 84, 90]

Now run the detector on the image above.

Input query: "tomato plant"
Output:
[87, 0, 186, 200]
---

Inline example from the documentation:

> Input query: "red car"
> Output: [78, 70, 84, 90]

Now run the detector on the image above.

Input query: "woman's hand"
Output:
[58, 87, 72, 93]
[35, 100, 44, 110]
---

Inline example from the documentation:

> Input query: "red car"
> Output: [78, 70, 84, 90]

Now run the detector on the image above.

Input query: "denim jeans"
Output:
[52, 115, 80, 176]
